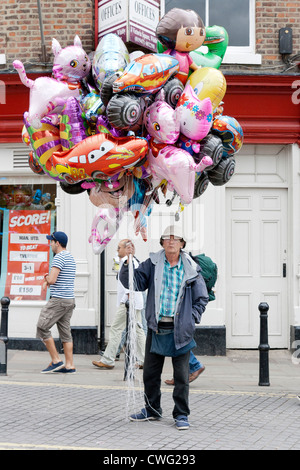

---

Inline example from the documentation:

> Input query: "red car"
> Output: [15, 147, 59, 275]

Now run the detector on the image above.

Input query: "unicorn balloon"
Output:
[144, 97, 212, 204]
[176, 84, 213, 155]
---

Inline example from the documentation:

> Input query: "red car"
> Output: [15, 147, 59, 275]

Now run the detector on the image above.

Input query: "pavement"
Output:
[0, 348, 300, 453]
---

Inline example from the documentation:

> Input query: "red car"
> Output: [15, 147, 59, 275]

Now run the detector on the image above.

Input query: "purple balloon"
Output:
[60, 97, 88, 150]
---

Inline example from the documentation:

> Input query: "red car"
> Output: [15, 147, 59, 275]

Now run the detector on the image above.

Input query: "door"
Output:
[226, 187, 288, 348]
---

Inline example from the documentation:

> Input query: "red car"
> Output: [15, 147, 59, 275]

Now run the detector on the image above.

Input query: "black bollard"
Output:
[258, 302, 270, 386]
[0, 297, 10, 376]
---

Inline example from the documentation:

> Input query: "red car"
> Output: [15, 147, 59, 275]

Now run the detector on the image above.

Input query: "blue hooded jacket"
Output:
[119, 249, 209, 350]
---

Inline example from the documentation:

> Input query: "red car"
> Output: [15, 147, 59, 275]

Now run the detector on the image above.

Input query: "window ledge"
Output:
[222, 52, 262, 65]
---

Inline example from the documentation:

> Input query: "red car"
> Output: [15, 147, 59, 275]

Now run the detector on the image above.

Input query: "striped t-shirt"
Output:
[50, 250, 76, 299]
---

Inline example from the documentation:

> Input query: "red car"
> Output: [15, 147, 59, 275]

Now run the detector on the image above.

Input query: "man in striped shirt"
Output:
[36, 231, 76, 374]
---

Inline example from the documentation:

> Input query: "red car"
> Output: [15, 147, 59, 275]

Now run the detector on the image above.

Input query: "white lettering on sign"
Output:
[11, 273, 25, 284]
[22, 263, 35, 273]
[9, 251, 48, 262]
[10, 285, 42, 296]
[9, 213, 49, 228]
[10, 233, 48, 244]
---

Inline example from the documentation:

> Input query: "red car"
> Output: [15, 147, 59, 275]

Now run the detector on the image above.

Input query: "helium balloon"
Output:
[187, 67, 227, 110]
[190, 25, 229, 69]
[24, 114, 62, 181]
[52, 35, 91, 83]
[89, 205, 127, 255]
[148, 144, 212, 204]
[80, 91, 105, 122]
[156, 8, 206, 85]
[92, 33, 130, 90]
[14, 36, 90, 128]
[13, 60, 81, 128]
[212, 115, 244, 156]
[51, 132, 149, 184]
[88, 176, 135, 209]
[112, 53, 180, 94]
[207, 156, 236, 186]
[143, 98, 181, 144]
[60, 97, 88, 150]
[176, 84, 213, 144]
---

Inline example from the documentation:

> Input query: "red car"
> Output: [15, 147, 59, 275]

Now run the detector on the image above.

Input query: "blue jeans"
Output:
[189, 350, 204, 374]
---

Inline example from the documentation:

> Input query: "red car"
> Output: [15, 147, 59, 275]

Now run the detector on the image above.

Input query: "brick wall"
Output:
[222, 0, 300, 74]
[0, 0, 299, 75]
[0, 0, 94, 72]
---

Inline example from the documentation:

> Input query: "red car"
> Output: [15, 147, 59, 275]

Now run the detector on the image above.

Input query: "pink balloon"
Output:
[148, 145, 212, 204]
[52, 35, 91, 83]
[143, 98, 181, 144]
[88, 206, 127, 254]
[13, 60, 80, 129]
[176, 84, 213, 142]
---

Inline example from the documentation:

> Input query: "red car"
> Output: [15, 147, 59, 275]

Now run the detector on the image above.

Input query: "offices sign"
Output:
[97, 0, 160, 51]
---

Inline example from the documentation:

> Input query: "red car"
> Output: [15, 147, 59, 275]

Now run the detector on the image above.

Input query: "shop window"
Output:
[0, 183, 56, 301]
[164, 0, 261, 64]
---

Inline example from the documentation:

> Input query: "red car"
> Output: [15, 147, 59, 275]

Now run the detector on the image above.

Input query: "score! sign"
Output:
[1, 210, 51, 301]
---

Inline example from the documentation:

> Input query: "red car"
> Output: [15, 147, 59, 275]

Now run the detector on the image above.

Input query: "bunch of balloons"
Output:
[15, 8, 244, 254]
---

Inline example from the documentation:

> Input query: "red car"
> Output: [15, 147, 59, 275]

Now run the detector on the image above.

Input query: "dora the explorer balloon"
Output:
[156, 8, 205, 85]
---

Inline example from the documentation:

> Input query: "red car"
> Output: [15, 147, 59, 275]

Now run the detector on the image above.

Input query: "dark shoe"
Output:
[189, 366, 205, 383]
[164, 378, 175, 386]
[129, 408, 160, 422]
[54, 367, 76, 374]
[92, 361, 114, 369]
[41, 361, 64, 374]
[175, 415, 190, 430]
[135, 363, 143, 369]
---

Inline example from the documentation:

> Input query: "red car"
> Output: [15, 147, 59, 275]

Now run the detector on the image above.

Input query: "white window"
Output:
[163, 0, 261, 64]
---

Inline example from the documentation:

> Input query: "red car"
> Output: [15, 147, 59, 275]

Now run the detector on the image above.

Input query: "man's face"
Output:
[50, 239, 59, 254]
[117, 242, 126, 258]
[162, 235, 184, 257]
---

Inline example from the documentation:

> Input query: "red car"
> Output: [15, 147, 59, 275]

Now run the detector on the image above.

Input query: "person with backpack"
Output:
[164, 251, 218, 386]
[119, 225, 209, 430]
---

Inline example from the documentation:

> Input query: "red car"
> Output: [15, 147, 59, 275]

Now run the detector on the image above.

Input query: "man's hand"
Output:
[125, 242, 134, 257]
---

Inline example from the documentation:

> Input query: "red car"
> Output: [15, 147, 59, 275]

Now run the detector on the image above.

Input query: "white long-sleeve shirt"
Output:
[117, 257, 144, 310]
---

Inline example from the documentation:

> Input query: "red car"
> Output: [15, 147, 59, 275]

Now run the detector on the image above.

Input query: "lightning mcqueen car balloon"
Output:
[50, 132, 148, 184]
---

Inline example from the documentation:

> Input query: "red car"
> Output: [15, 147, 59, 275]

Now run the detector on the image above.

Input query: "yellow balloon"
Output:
[187, 67, 227, 110]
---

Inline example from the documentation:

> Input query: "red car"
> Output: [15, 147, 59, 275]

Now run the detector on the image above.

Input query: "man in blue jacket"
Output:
[119, 225, 209, 430]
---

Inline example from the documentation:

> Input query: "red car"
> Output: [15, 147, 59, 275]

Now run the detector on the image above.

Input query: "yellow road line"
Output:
[0, 380, 296, 399]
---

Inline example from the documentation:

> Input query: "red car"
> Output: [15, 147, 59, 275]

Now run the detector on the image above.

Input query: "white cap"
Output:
[161, 225, 185, 240]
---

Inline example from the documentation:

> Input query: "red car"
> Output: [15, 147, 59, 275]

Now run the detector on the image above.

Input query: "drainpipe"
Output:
[37, 0, 49, 63]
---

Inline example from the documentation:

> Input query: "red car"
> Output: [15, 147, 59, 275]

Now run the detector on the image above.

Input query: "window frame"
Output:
[161, 0, 261, 65]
